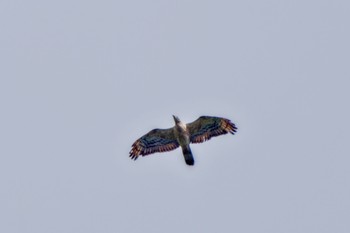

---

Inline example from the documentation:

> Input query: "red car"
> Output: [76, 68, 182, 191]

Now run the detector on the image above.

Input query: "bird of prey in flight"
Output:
[129, 115, 237, 166]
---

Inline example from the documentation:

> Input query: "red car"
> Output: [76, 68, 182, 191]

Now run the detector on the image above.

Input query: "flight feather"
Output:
[129, 128, 179, 160]
[186, 116, 237, 143]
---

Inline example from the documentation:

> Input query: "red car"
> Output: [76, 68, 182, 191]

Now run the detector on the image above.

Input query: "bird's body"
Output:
[173, 116, 194, 165]
[129, 115, 237, 166]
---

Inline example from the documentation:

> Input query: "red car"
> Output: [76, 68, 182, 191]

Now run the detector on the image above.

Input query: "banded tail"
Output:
[182, 146, 194, 166]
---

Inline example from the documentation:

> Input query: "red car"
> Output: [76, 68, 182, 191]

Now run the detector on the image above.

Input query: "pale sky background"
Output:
[1, 0, 349, 233]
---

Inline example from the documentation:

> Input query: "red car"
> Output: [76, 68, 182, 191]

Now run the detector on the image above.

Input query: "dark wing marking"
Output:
[186, 116, 237, 144]
[129, 127, 179, 160]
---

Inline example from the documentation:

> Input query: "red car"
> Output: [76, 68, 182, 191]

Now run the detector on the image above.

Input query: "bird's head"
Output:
[172, 115, 181, 124]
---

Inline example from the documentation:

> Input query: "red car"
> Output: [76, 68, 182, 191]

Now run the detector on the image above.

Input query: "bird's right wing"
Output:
[186, 116, 237, 144]
[129, 128, 179, 160]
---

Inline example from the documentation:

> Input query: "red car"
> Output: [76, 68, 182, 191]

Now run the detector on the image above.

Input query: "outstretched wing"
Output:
[129, 128, 179, 160]
[186, 116, 237, 144]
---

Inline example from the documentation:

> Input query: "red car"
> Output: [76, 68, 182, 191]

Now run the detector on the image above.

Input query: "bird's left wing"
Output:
[129, 128, 179, 160]
[186, 116, 237, 143]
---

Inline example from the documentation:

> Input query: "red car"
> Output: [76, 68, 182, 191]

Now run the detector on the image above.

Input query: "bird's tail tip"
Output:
[185, 158, 194, 166]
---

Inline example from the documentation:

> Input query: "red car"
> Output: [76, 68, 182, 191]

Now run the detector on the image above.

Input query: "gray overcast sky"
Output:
[1, 0, 349, 232]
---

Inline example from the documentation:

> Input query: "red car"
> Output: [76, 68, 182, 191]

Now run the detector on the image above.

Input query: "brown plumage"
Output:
[187, 116, 237, 143]
[129, 128, 179, 160]
[129, 115, 237, 165]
